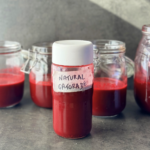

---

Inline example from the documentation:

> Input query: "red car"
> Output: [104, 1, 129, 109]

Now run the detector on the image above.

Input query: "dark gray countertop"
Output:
[0, 77, 149, 150]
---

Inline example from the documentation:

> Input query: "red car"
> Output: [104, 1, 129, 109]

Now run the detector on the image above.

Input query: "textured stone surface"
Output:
[0, 0, 149, 59]
[0, 76, 149, 150]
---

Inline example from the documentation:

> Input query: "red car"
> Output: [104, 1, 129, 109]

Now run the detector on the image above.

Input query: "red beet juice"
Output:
[0, 73, 24, 107]
[92, 77, 127, 116]
[29, 74, 52, 108]
[134, 76, 150, 112]
[53, 88, 93, 138]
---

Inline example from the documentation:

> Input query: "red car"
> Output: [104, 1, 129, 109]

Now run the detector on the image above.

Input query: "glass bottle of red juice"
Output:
[52, 40, 94, 139]
[134, 25, 150, 113]
[21, 42, 52, 108]
[92, 40, 134, 117]
[0, 41, 25, 108]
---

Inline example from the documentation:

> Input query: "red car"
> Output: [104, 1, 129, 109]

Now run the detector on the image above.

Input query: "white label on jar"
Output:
[52, 70, 93, 92]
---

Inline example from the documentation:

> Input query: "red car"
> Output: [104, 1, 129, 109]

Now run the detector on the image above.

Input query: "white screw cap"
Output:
[52, 40, 93, 66]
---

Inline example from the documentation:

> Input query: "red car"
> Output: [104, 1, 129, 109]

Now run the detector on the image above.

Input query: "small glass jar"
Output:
[0, 41, 25, 108]
[134, 25, 150, 112]
[52, 40, 94, 139]
[93, 40, 134, 117]
[21, 42, 52, 108]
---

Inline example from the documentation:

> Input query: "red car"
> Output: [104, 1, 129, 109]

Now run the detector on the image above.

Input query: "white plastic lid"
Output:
[52, 40, 93, 66]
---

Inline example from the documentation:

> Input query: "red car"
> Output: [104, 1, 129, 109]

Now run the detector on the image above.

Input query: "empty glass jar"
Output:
[21, 42, 52, 108]
[92, 39, 134, 117]
[0, 41, 25, 108]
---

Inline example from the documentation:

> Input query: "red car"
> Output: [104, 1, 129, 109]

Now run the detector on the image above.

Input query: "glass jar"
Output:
[134, 25, 150, 112]
[93, 40, 134, 117]
[52, 40, 94, 139]
[0, 41, 25, 108]
[21, 42, 52, 108]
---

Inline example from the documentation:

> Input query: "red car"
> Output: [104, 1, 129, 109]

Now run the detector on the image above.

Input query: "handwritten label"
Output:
[53, 70, 93, 92]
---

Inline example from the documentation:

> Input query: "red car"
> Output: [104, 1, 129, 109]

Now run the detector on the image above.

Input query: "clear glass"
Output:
[52, 63, 93, 139]
[21, 42, 53, 108]
[0, 41, 24, 108]
[134, 29, 150, 112]
[29, 54, 52, 108]
[93, 40, 134, 117]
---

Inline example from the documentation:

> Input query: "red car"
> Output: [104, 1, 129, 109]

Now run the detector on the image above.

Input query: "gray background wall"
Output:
[0, 0, 150, 88]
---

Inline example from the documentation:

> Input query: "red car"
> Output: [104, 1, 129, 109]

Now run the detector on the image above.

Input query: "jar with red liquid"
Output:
[134, 25, 150, 113]
[0, 41, 25, 108]
[21, 42, 52, 108]
[52, 40, 94, 139]
[92, 40, 134, 117]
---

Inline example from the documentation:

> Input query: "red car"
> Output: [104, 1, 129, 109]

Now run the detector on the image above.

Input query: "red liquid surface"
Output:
[134, 76, 150, 112]
[53, 88, 93, 139]
[0, 73, 24, 107]
[30, 75, 52, 108]
[92, 78, 127, 116]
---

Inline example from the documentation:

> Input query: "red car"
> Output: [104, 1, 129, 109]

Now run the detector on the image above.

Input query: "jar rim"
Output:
[32, 42, 52, 55]
[142, 25, 150, 33]
[0, 41, 21, 53]
[92, 39, 126, 54]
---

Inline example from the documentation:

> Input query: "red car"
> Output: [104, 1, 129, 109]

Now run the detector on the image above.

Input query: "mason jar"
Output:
[92, 39, 134, 117]
[21, 42, 52, 108]
[0, 41, 25, 108]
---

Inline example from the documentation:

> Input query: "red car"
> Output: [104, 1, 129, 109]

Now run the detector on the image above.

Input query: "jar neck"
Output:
[142, 32, 150, 38]
[0, 41, 21, 54]
[140, 32, 150, 47]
